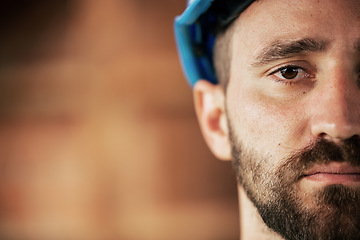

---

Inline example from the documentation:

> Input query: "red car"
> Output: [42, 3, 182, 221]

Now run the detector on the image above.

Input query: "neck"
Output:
[238, 185, 283, 240]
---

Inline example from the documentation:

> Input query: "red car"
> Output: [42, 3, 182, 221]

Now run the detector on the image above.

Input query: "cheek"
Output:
[226, 89, 309, 152]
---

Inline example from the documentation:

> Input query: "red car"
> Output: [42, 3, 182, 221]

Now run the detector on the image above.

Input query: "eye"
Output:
[270, 65, 313, 83]
[278, 67, 300, 79]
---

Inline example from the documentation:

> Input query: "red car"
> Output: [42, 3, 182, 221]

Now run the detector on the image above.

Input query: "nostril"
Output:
[318, 132, 327, 138]
[318, 132, 333, 141]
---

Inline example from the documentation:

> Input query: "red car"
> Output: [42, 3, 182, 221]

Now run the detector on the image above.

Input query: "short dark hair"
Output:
[206, 0, 256, 89]
[213, 22, 236, 90]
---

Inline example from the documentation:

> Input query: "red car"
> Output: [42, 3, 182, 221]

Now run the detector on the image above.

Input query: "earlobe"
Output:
[193, 80, 232, 161]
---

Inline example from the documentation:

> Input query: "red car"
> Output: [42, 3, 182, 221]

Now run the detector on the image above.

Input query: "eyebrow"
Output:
[251, 38, 329, 67]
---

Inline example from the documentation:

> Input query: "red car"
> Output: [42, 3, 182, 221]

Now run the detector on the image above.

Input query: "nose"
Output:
[310, 71, 360, 142]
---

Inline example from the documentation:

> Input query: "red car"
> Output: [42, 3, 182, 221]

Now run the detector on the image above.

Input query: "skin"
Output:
[193, 0, 360, 239]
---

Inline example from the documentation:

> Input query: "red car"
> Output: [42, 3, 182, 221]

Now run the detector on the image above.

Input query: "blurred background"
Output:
[0, 0, 239, 239]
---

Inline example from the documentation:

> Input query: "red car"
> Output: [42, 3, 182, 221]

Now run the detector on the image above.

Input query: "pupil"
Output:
[281, 67, 298, 79]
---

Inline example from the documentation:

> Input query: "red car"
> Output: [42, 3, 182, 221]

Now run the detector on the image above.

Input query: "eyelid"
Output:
[266, 61, 312, 75]
[268, 65, 304, 76]
[265, 61, 316, 82]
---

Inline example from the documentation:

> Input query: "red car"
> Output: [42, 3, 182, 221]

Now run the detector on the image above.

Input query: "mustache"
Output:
[281, 137, 360, 181]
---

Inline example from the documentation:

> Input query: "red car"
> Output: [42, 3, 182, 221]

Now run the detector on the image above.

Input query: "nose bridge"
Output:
[310, 68, 360, 140]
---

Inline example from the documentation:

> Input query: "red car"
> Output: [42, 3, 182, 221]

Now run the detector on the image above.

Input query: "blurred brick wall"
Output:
[0, 0, 239, 239]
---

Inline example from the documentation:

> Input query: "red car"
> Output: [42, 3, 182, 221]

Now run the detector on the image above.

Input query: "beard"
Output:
[229, 126, 360, 240]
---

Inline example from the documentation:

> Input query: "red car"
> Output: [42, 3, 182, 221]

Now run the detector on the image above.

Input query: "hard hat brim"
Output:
[174, 0, 256, 87]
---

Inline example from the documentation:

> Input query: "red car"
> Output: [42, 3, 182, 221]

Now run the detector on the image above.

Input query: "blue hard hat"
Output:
[174, 0, 255, 87]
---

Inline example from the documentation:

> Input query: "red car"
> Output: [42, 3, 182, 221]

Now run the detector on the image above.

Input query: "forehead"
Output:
[232, 0, 360, 53]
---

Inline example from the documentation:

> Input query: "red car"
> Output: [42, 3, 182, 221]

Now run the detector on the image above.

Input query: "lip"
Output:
[302, 162, 360, 184]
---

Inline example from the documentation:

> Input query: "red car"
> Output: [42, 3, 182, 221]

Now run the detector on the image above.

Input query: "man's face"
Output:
[226, 0, 360, 239]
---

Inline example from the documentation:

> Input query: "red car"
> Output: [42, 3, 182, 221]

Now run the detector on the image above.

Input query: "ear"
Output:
[193, 80, 232, 161]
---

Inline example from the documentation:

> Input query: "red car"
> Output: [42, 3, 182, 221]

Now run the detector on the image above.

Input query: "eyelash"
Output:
[268, 65, 314, 85]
